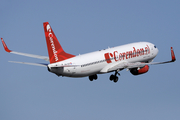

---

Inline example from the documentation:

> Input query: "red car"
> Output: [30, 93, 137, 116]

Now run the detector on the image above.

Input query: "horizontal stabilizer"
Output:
[9, 61, 48, 67]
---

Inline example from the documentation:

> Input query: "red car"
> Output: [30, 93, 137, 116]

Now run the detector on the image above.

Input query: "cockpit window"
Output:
[154, 45, 156, 48]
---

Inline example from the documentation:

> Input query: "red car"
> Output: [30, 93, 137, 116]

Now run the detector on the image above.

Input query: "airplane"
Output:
[1, 22, 176, 83]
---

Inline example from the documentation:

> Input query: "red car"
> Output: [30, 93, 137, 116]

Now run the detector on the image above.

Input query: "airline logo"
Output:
[104, 45, 150, 63]
[46, 24, 59, 62]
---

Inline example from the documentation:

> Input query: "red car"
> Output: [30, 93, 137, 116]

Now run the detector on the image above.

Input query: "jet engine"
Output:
[130, 65, 149, 75]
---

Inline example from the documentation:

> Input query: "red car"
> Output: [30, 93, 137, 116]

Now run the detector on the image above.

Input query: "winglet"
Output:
[171, 47, 176, 62]
[1, 38, 12, 52]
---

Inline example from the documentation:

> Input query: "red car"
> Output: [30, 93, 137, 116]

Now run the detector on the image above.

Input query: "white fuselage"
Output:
[48, 42, 159, 77]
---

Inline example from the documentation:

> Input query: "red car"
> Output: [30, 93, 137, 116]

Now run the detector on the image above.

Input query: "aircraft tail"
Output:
[43, 22, 75, 63]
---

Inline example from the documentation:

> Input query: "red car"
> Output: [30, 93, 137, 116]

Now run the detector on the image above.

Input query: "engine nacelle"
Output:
[130, 65, 149, 75]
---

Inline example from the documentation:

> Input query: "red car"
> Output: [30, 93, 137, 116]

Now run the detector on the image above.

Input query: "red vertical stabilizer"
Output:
[43, 22, 75, 63]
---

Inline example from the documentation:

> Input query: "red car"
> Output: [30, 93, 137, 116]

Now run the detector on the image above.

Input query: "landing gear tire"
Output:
[89, 74, 98, 81]
[113, 76, 118, 83]
[110, 70, 120, 83]
[89, 76, 94, 81]
[94, 74, 97, 80]
[110, 74, 115, 81]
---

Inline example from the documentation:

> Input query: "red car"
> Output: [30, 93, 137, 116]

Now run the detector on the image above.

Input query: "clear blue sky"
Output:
[0, 0, 179, 120]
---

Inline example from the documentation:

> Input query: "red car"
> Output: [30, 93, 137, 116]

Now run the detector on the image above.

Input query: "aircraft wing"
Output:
[1, 38, 49, 61]
[101, 47, 176, 73]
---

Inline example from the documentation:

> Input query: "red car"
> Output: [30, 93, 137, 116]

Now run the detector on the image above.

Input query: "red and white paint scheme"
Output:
[1, 22, 176, 82]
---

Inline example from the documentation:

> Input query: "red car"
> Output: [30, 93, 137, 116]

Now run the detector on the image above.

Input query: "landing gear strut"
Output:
[110, 70, 120, 83]
[89, 74, 98, 81]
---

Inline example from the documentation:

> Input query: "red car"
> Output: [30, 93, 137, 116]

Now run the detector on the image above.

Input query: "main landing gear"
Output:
[89, 71, 120, 83]
[109, 70, 120, 83]
[89, 74, 98, 81]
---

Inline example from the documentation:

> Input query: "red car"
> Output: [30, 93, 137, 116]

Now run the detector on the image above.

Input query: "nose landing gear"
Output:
[89, 74, 98, 81]
[110, 70, 120, 83]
